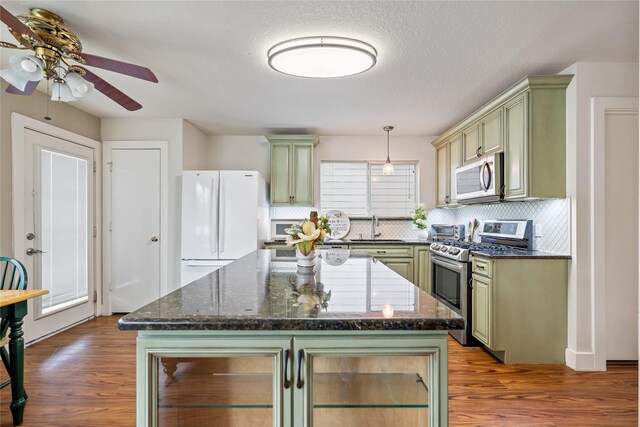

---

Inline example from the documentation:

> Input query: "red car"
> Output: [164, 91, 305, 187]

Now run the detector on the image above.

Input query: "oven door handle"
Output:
[431, 255, 466, 273]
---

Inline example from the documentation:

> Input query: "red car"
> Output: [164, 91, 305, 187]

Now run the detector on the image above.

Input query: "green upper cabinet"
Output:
[432, 75, 573, 200]
[267, 135, 318, 206]
[463, 107, 502, 165]
[435, 132, 461, 208]
[462, 123, 480, 163]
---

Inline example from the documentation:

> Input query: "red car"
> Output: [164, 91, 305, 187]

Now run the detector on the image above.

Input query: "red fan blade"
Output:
[80, 68, 142, 111]
[6, 80, 38, 95]
[0, 6, 43, 44]
[69, 51, 158, 83]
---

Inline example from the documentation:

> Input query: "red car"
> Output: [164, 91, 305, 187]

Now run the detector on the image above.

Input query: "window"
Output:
[320, 161, 418, 217]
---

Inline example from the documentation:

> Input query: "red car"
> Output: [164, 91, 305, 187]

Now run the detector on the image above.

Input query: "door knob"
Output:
[26, 248, 46, 256]
[150, 236, 159, 242]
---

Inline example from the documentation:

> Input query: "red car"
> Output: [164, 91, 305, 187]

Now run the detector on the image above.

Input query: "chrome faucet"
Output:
[371, 215, 382, 240]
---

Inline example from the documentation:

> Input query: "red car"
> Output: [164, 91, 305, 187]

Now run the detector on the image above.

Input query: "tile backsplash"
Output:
[270, 198, 570, 254]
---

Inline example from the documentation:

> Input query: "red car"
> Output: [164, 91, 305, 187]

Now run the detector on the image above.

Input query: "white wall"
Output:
[0, 81, 101, 256]
[562, 62, 639, 370]
[101, 118, 184, 291]
[206, 135, 271, 179]
[182, 120, 209, 170]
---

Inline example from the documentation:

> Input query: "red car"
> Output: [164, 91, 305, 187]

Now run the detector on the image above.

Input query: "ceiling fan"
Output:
[0, 6, 157, 111]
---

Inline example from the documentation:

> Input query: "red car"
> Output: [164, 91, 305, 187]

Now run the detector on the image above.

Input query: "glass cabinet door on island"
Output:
[138, 333, 448, 427]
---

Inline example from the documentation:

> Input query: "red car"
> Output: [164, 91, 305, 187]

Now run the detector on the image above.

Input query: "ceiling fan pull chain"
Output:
[44, 78, 51, 121]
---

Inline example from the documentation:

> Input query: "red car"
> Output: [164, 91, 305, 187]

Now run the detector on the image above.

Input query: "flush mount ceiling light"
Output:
[267, 36, 377, 78]
[382, 126, 394, 176]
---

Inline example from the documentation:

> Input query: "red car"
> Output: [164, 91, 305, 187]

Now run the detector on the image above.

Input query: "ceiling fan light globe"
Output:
[65, 72, 94, 97]
[51, 82, 77, 102]
[8, 55, 44, 81]
[0, 67, 30, 91]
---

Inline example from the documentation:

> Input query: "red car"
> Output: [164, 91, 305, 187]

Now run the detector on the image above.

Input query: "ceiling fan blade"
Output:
[0, 6, 43, 45]
[80, 68, 142, 111]
[69, 51, 158, 83]
[6, 80, 38, 95]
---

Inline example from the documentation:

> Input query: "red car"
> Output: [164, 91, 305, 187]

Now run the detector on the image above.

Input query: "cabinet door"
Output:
[436, 144, 449, 207]
[271, 142, 292, 205]
[480, 108, 503, 155]
[140, 336, 292, 427]
[291, 142, 314, 206]
[448, 133, 462, 205]
[462, 123, 480, 164]
[293, 336, 444, 427]
[504, 92, 528, 199]
[472, 274, 492, 348]
[413, 247, 431, 293]
[381, 258, 415, 282]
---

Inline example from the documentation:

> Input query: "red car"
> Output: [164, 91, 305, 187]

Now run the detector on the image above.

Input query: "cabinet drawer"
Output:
[349, 246, 414, 258]
[472, 257, 493, 278]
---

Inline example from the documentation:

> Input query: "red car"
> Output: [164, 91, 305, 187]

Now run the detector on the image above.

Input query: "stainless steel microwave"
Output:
[455, 153, 503, 204]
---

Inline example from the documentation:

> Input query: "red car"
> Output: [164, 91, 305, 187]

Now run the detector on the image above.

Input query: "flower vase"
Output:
[417, 229, 428, 241]
[296, 246, 318, 270]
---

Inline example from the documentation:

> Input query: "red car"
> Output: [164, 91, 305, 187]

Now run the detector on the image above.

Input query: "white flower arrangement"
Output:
[284, 216, 332, 256]
[411, 203, 427, 230]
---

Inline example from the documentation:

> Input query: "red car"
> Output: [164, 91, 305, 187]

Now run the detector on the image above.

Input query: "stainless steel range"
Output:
[429, 220, 533, 346]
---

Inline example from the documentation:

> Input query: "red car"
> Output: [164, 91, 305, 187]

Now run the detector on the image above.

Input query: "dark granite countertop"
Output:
[265, 239, 433, 246]
[471, 249, 571, 259]
[119, 249, 462, 332]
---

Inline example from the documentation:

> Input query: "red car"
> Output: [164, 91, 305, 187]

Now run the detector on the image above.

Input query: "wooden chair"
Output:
[0, 256, 28, 397]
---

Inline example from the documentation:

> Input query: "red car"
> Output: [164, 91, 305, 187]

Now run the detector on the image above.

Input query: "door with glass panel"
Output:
[17, 128, 96, 342]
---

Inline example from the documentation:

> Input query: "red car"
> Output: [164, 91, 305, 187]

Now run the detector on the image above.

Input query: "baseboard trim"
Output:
[565, 348, 602, 371]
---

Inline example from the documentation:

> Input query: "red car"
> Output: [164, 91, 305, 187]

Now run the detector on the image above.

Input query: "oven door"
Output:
[431, 254, 473, 345]
[430, 255, 468, 313]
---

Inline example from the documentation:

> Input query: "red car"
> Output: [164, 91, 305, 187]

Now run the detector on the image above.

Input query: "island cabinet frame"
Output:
[136, 330, 449, 427]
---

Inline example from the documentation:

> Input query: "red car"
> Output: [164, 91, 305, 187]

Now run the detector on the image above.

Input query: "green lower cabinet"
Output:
[471, 274, 492, 347]
[471, 256, 568, 364]
[136, 331, 450, 426]
[413, 247, 432, 293]
[380, 258, 414, 283]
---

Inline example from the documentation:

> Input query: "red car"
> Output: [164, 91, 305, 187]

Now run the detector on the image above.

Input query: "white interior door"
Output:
[105, 143, 165, 313]
[13, 126, 96, 343]
[604, 110, 638, 361]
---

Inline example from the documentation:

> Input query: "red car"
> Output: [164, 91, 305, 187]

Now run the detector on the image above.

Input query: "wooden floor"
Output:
[0, 316, 637, 426]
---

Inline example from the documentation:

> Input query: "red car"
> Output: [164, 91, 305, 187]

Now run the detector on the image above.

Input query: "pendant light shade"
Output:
[65, 72, 94, 97]
[51, 81, 76, 102]
[382, 126, 394, 176]
[268, 36, 377, 78]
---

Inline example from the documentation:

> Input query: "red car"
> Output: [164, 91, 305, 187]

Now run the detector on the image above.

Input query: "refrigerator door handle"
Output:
[219, 177, 225, 254]
[211, 177, 218, 255]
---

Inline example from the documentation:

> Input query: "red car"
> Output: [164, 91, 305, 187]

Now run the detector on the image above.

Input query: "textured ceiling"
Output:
[1, 1, 638, 136]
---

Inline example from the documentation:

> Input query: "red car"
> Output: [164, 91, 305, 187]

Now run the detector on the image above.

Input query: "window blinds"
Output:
[320, 161, 417, 217]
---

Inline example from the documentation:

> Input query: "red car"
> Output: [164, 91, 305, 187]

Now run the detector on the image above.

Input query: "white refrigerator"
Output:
[180, 170, 269, 286]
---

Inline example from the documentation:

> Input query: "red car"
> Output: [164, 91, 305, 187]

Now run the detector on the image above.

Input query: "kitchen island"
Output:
[119, 250, 463, 427]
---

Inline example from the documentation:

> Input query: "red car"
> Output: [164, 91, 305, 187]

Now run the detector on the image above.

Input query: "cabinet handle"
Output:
[292, 195, 295, 204]
[296, 349, 304, 389]
[476, 146, 482, 157]
[445, 195, 450, 204]
[376, 250, 387, 254]
[283, 349, 291, 389]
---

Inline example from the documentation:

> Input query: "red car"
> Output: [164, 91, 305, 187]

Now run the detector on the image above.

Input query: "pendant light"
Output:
[382, 126, 394, 176]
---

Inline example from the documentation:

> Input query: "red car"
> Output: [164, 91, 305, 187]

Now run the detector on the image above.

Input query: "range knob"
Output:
[440, 247, 448, 253]
[449, 248, 461, 255]
[432, 244, 440, 250]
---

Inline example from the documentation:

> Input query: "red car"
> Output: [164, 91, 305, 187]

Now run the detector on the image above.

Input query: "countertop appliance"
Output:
[181, 170, 269, 286]
[429, 219, 533, 345]
[455, 153, 503, 204]
[430, 224, 466, 241]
